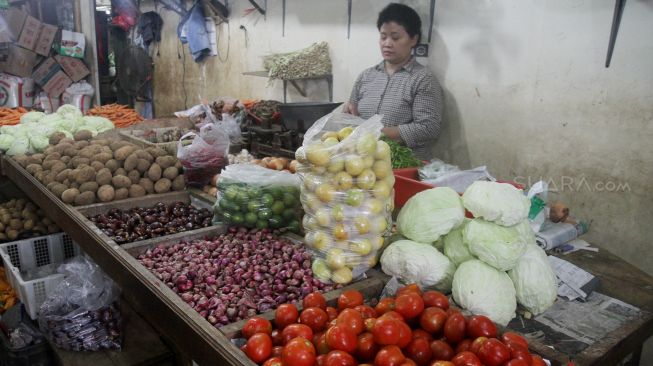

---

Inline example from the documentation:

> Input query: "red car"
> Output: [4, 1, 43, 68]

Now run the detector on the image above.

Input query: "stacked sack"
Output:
[381, 181, 558, 326]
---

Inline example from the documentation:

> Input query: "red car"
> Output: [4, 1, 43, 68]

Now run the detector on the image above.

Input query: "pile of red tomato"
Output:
[239, 284, 549, 366]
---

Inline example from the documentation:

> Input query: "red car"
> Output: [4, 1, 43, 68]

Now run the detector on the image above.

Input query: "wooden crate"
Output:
[119, 128, 184, 156]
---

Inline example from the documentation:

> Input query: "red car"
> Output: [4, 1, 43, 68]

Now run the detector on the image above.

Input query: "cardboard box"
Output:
[42, 71, 72, 97]
[16, 15, 41, 50]
[35, 23, 58, 56]
[3, 8, 27, 42]
[54, 54, 89, 82]
[60, 30, 85, 58]
[32, 57, 62, 86]
[0, 44, 37, 77]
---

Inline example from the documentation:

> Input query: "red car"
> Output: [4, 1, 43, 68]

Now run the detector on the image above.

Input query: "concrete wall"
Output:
[146, 0, 653, 276]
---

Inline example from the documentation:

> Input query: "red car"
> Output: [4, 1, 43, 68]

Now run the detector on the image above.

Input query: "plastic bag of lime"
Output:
[212, 164, 302, 232]
[295, 111, 394, 285]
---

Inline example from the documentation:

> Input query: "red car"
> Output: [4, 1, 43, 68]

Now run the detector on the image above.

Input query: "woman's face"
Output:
[379, 21, 418, 65]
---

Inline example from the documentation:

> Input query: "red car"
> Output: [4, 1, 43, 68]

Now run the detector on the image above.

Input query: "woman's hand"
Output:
[381, 126, 401, 141]
[342, 102, 359, 116]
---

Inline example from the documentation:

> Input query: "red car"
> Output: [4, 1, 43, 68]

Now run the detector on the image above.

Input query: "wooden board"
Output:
[122, 225, 226, 256]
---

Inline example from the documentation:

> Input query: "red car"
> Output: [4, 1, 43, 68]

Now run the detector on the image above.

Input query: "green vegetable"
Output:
[463, 219, 529, 271]
[443, 219, 474, 266]
[396, 187, 465, 243]
[508, 244, 557, 315]
[381, 136, 422, 169]
[462, 181, 530, 227]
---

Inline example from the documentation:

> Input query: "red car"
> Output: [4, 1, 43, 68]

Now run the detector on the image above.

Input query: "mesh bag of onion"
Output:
[295, 109, 394, 285]
[177, 123, 230, 187]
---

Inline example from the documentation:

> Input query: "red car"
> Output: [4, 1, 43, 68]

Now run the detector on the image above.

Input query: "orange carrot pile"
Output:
[87, 104, 144, 128]
[0, 268, 17, 313]
[0, 107, 28, 126]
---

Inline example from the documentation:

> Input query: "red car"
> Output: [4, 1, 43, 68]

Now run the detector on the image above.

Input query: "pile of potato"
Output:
[12, 131, 185, 206]
[0, 198, 59, 242]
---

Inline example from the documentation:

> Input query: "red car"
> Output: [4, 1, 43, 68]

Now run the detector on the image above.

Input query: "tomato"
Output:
[466, 315, 497, 339]
[245, 333, 272, 363]
[303, 291, 328, 310]
[282, 323, 314, 345]
[338, 290, 364, 311]
[263, 357, 283, 366]
[469, 337, 487, 355]
[405, 338, 432, 366]
[300, 307, 329, 332]
[242, 317, 273, 339]
[504, 342, 532, 365]
[400, 360, 418, 366]
[429, 340, 454, 361]
[501, 332, 529, 349]
[324, 350, 356, 366]
[505, 360, 531, 366]
[380, 311, 405, 322]
[531, 355, 547, 366]
[336, 308, 365, 334]
[455, 339, 472, 353]
[271, 346, 284, 358]
[476, 338, 511, 366]
[450, 351, 482, 366]
[395, 293, 425, 320]
[275, 303, 299, 329]
[396, 320, 412, 349]
[422, 291, 449, 310]
[357, 332, 377, 362]
[397, 284, 423, 297]
[365, 317, 377, 332]
[271, 329, 283, 346]
[443, 312, 466, 344]
[375, 298, 396, 315]
[283, 337, 316, 366]
[412, 329, 434, 342]
[430, 362, 455, 366]
[372, 317, 402, 345]
[446, 308, 461, 317]
[375, 345, 406, 366]
[419, 307, 448, 334]
[314, 331, 330, 355]
[326, 306, 339, 321]
[355, 304, 378, 319]
[325, 324, 357, 353]
[316, 354, 327, 366]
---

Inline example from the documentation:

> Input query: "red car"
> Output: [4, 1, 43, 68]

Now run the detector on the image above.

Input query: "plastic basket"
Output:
[0, 233, 81, 320]
[393, 168, 435, 209]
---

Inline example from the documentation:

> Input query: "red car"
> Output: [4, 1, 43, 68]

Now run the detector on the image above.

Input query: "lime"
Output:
[261, 193, 274, 207]
[271, 201, 285, 215]
[288, 220, 300, 233]
[271, 187, 284, 200]
[235, 191, 249, 204]
[256, 220, 268, 229]
[245, 212, 258, 225]
[269, 215, 284, 228]
[231, 213, 244, 225]
[282, 208, 296, 220]
[224, 186, 238, 200]
[283, 192, 297, 207]
[258, 208, 272, 220]
[247, 201, 259, 212]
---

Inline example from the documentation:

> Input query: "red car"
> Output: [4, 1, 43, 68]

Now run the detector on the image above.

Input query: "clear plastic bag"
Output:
[220, 113, 242, 144]
[177, 123, 229, 187]
[296, 110, 394, 285]
[38, 257, 122, 351]
[212, 164, 302, 232]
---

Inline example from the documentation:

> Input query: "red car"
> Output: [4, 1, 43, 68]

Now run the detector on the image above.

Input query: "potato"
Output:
[105, 159, 120, 173]
[136, 159, 151, 174]
[50, 183, 68, 198]
[127, 170, 141, 183]
[9, 219, 22, 230]
[53, 143, 72, 154]
[46, 181, 59, 191]
[74, 191, 95, 206]
[61, 188, 80, 204]
[136, 150, 154, 162]
[155, 156, 176, 169]
[69, 181, 80, 189]
[61, 156, 71, 164]
[114, 188, 129, 200]
[96, 169, 112, 186]
[162, 167, 179, 180]
[1, 214, 10, 225]
[41, 217, 52, 226]
[62, 178, 71, 186]
[42, 173, 55, 186]
[129, 184, 146, 198]
[62, 146, 78, 157]
[146, 147, 167, 158]
[124, 153, 139, 171]
[42, 160, 59, 170]
[13, 155, 28, 167]
[49, 132, 67, 145]
[172, 175, 185, 191]
[51, 161, 67, 175]
[79, 148, 96, 159]
[114, 168, 127, 177]
[112, 175, 132, 189]
[71, 157, 90, 168]
[23, 219, 34, 231]
[56, 169, 71, 182]
[92, 139, 110, 146]
[115, 145, 137, 161]
[73, 140, 90, 149]
[95, 152, 113, 164]
[154, 178, 172, 193]
[6, 230, 18, 241]
[34, 171, 45, 181]
[147, 163, 162, 181]
[59, 137, 74, 145]
[75, 166, 96, 184]
[26, 164, 43, 175]
[79, 181, 99, 193]
[110, 141, 131, 151]
[97, 185, 115, 202]
[100, 146, 112, 154]
[90, 161, 105, 172]
[139, 178, 154, 194]
[74, 130, 93, 141]
[0, 222, 4, 232]
[174, 161, 183, 170]
[31, 153, 44, 162]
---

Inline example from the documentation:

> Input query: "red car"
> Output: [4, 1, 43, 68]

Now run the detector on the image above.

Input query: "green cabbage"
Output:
[0, 134, 15, 151]
[462, 181, 530, 226]
[397, 187, 465, 243]
[380, 239, 456, 292]
[508, 244, 557, 315]
[20, 111, 45, 124]
[6, 137, 30, 156]
[82, 116, 114, 133]
[39, 113, 64, 125]
[29, 135, 50, 151]
[463, 219, 528, 271]
[56, 104, 83, 120]
[452, 259, 517, 326]
[443, 219, 474, 266]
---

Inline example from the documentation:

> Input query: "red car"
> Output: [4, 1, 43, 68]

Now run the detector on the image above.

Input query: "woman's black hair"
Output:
[377, 3, 422, 44]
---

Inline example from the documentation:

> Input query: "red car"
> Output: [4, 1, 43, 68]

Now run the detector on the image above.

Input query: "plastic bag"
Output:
[62, 81, 95, 114]
[422, 165, 495, 194]
[0, 73, 35, 108]
[177, 123, 229, 187]
[212, 164, 301, 231]
[38, 257, 122, 351]
[220, 113, 242, 144]
[296, 110, 394, 285]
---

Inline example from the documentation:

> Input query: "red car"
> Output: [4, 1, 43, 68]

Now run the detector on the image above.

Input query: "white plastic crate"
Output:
[0, 233, 81, 319]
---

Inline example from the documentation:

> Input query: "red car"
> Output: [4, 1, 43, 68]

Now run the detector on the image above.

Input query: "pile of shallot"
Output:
[137, 227, 339, 326]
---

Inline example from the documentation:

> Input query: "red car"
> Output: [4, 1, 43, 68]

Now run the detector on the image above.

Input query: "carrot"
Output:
[0, 107, 27, 126]
[86, 104, 144, 128]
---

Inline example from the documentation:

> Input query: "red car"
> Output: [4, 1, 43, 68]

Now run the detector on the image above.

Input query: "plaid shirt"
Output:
[349, 58, 443, 160]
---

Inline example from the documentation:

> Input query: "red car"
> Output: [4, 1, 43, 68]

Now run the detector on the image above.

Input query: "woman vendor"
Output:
[344, 3, 443, 161]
